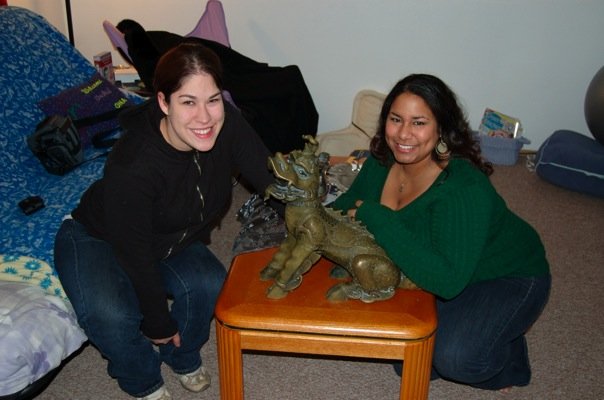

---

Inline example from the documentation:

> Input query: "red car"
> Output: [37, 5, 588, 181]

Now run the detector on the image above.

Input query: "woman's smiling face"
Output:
[385, 92, 440, 166]
[157, 72, 225, 152]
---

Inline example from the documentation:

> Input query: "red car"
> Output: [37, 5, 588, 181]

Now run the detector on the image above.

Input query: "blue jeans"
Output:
[394, 275, 550, 390]
[433, 275, 551, 390]
[54, 219, 226, 397]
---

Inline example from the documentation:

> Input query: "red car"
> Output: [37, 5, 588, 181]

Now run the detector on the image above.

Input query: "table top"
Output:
[215, 247, 437, 340]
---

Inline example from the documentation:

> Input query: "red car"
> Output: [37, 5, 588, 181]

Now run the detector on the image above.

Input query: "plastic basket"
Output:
[477, 135, 530, 166]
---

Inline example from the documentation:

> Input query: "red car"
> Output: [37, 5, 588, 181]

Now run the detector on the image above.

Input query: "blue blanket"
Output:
[0, 7, 140, 267]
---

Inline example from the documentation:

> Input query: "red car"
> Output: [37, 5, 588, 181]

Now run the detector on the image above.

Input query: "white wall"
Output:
[13, 0, 604, 150]
[11, 0, 67, 37]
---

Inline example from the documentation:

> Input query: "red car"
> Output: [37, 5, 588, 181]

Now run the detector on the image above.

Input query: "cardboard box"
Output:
[114, 66, 139, 84]
[93, 51, 115, 83]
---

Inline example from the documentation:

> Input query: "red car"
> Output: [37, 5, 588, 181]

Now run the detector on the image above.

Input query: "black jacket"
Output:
[73, 98, 275, 338]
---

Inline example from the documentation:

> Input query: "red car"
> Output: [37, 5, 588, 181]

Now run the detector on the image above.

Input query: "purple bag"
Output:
[38, 73, 130, 147]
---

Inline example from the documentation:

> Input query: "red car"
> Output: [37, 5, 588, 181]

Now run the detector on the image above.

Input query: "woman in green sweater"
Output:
[331, 74, 550, 391]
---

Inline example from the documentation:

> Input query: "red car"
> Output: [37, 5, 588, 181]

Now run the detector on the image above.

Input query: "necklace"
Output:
[396, 161, 445, 195]
[397, 169, 408, 193]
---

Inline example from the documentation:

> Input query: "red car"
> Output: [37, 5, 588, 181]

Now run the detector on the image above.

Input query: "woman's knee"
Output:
[54, 226, 142, 340]
[434, 330, 528, 385]
[77, 287, 142, 340]
[162, 245, 226, 301]
[433, 343, 492, 383]
[202, 260, 227, 297]
[179, 267, 225, 312]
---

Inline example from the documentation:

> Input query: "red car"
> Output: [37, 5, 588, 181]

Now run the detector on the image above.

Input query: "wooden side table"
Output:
[215, 247, 437, 400]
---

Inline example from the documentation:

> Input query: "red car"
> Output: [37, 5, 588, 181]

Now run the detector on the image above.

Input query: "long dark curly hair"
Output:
[370, 74, 493, 176]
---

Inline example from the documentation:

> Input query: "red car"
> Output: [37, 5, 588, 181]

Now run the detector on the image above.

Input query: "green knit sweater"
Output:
[332, 156, 549, 299]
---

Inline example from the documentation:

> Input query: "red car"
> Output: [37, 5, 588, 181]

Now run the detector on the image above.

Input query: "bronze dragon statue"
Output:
[261, 135, 416, 303]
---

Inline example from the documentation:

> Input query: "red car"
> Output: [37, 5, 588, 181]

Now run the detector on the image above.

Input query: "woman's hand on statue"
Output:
[347, 200, 364, 220]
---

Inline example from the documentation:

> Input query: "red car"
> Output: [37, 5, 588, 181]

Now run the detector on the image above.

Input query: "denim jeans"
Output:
[394, 275, 550, 390]
[432, 275, 551, 390]
[54, 219, 226, 397]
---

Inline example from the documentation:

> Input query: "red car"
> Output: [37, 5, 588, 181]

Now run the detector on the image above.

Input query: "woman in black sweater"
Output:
[54, 42, 277, 400]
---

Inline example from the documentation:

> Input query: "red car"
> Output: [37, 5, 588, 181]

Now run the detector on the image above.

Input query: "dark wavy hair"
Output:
[153, 40, 223, 103]
[370, 74, 493, 175]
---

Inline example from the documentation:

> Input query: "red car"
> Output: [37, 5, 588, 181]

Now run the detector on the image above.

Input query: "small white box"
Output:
[93, 51, 115, 83]
[114, 66, 140, 84]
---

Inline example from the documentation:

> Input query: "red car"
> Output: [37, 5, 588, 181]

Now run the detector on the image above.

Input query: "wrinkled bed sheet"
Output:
[0, 255, 86, 395]
[0, 278, 86, 395]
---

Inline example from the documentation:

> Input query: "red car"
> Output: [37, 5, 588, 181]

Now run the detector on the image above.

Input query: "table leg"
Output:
[216, 320, 244, 400]
[400, 334, 435, 400]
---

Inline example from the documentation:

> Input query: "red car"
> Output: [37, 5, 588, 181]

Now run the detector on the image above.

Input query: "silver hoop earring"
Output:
[435, 137, 450, 160]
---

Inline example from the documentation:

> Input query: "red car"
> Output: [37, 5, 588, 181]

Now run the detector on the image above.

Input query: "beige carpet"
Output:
[36, 156, 604, 399]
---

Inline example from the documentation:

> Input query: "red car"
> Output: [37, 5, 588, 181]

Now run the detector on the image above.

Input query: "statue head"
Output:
[265, 135, 330, 203]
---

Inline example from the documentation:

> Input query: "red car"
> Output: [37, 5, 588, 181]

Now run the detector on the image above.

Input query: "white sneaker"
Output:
[135, 385, 172, 400]
[177, 366, 211, 393]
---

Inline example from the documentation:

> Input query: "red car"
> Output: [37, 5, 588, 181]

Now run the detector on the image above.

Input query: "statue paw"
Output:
[266, 284, 289, 299]
[359, 287, 396, 303]
[326, 282, 396, 303]
[277, 275, 302, 291]
[325, 283, 350, 302]
[329, 265, 350, 280]
[260, 265, 279, 281]
[398, 275, 419, 290]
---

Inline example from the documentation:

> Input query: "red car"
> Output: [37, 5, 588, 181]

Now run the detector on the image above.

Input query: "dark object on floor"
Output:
[18, 195, 45, 216]
[393, 362, 441, 381]
[534, 129, 604, 198]
[27, 115, 83, 176]
[232, 193, 286, 256]
[585, 65, 604, 145]
[116, 19, 319, 153]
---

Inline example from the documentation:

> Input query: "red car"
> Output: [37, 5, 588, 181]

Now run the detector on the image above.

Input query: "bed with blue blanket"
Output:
[0, 7, 142, 398]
